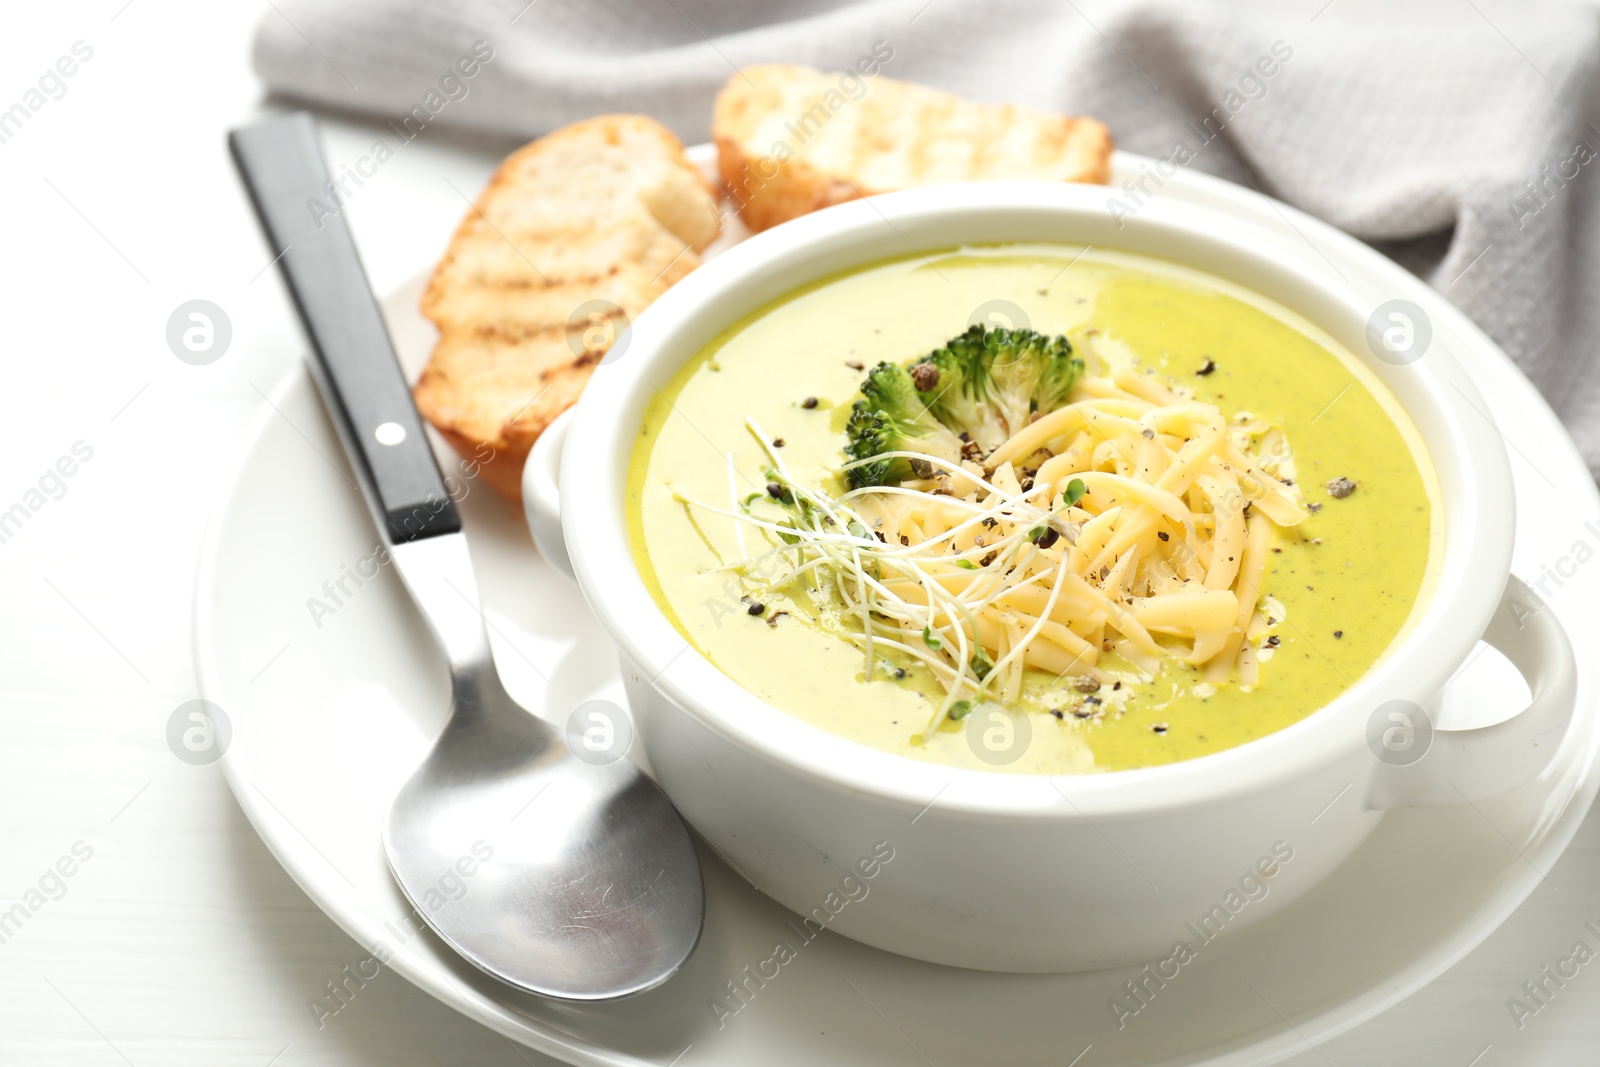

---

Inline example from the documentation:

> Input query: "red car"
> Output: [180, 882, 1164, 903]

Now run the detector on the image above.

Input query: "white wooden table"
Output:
[1, 3, 1596, 1064]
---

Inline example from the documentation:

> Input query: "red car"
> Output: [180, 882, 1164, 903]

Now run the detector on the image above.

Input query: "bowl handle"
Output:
[1369, 574, 1577, 809]
[522, 408, 576, 580]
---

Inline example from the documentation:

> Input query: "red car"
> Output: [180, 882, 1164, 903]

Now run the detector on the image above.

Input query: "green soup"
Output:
[626, 247, 1438, 773]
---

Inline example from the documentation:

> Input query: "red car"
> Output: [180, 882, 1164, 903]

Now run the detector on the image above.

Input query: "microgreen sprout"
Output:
[671, 416, 1081, 735]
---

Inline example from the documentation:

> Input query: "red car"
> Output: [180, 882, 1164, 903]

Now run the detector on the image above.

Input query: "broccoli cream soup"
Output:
[627, 247, 1439, 774]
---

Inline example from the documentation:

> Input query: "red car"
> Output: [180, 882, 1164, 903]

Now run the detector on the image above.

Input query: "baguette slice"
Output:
[414, 115, 721, 506]
[714, 65, 1113, 232]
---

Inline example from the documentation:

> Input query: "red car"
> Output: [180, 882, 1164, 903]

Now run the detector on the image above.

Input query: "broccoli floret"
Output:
[915, 325, 1082, 453]
[989, 327, 1081, 431]
[845, 325, 1083, 487]
[845, 362, 965, 488]
[915, 327, 1002, 452]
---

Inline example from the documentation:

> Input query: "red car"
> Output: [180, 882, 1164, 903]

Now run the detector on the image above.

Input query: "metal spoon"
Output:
[230, 113, 704, 1000]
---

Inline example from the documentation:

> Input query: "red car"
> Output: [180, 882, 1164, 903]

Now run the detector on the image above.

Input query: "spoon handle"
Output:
[230, 112, 459, 544]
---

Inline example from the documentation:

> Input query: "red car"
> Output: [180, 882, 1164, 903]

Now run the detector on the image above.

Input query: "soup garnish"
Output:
[676, 322, 1309, 736]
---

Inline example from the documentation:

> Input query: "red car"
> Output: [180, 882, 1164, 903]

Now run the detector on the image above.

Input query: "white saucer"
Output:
[197, 151, 1600, 1066]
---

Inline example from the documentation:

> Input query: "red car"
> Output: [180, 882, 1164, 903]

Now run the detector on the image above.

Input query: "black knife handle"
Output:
[229, 112, 460, 543]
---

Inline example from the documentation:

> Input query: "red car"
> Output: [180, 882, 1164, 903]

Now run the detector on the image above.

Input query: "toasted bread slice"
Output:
[714, 65, 1113, 232]
[414, 115, 720, 505]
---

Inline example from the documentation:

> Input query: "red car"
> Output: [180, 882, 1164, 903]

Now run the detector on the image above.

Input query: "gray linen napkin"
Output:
[253, 0, 1600, 480]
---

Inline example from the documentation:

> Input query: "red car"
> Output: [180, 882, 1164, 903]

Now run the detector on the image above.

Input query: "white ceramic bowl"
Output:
[524, 182, 1577, 972]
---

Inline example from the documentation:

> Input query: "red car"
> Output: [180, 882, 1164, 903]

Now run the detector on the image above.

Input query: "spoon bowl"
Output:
[383, 678, 704, 999]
